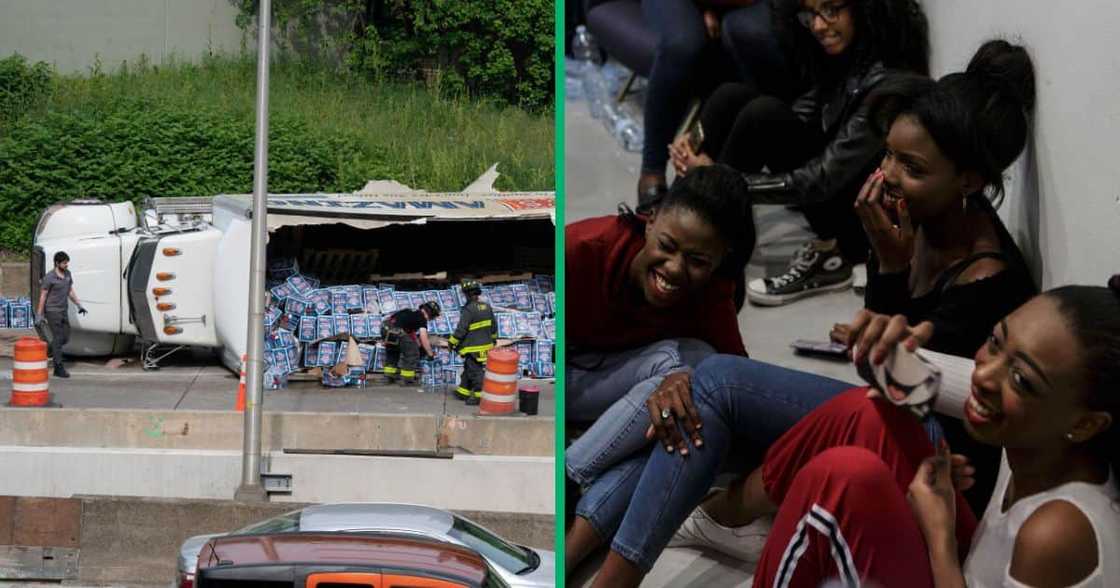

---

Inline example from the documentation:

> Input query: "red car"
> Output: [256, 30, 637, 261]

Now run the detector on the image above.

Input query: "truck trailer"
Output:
[32, 183, 554, 372]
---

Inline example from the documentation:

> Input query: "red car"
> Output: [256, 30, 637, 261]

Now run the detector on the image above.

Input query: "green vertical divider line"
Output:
[553, 0, 566, 585]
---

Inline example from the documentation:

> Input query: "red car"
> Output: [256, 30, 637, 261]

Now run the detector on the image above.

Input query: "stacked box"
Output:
[285, 296, 311, 316]
[535, 361, 555, 378]
[513, 312, 541, 339]
[535, 339, 554, 365]
[362, 287, 381, 315]
[511, 284, 533, 310]
[542, 318, 556, 340]
[318, 341, 339, 367]
[532, 293, 550, 316]
[429, 314, 451, 336]
[350, 314, 371, 339]
[316, 316, 334, 340]
[333, 315, 351, 336]
[270, 281, 295, 303]
[516, 340, 535, 374]
[495, 312, 516, 339]
[378, 289, 399, 314]
[443, 310, 461, 335]
[282, 312, 301, 331]
[358, 343, 376, 371]
[393, 291, 412, 311]
[0, 299, 8, 328]
[547, 292, 556, 315]
[7, 299, 31, 329]
[372, 343, 386, 371]
[321, 368, 350, 388]
[368, 314, 383, 337]
[437, 289, 459, 312]
[287, 274, 316, 295]
[341, 285, 364, 311]
[299, 316, 318, 342]
[304, 343, 321, 367]
[264, 305, 282, 331]
[309, 289, 332, 315]
[454, 285, 468, 307]
[407, 291, 427, 310]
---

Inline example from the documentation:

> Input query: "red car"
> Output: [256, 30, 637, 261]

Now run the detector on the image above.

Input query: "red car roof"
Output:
[197, 532, 487, 584]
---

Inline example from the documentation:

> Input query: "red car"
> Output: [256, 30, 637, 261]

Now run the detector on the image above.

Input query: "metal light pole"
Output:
[235, 0, 271, 503]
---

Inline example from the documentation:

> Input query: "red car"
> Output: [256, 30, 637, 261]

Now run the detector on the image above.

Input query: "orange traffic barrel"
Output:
[235, 354, 247, 412]
[479, 347, 519, 415]
[10, 337, 50, 407]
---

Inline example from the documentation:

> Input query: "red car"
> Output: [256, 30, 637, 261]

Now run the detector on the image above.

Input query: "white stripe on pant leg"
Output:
[12, 382, 48, 392]
[775, 512, 813, 588]
[13, 360, 49, 370]
[807, 504, 860, 588]
[483, 371, 518, 383]
[480, 392, 516, 404]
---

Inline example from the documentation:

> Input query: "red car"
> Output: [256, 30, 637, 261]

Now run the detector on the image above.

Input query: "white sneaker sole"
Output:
[746, 275, 855, 307]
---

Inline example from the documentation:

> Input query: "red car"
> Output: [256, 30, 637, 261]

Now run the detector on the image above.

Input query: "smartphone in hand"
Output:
[791, 339, 848, 359]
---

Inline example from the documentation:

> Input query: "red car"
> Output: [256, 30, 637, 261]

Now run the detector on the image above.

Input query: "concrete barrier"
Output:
[0, 446, 554, 515]
[0, 408, 554, 456]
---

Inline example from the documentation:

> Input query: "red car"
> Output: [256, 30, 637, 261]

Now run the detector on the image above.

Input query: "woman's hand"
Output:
[854, 169, 914, 273]
[848, 309, 934, 367]
[702, 9, 721, 40]
[644, 372, 703, 456]
[908, 442, 961, 551]
[829, 323, 851, 345]
[669, 135, 714, 176]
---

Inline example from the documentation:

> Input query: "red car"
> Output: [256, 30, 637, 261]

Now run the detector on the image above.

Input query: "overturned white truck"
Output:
[32, 176, 555, 371]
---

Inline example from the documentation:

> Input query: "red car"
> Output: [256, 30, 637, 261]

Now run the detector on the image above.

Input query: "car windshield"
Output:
[448, 516, 536, 575]
[232, 510, 302, 535]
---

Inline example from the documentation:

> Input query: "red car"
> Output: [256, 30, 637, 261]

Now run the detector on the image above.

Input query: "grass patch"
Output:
[0, 53, 554, 253]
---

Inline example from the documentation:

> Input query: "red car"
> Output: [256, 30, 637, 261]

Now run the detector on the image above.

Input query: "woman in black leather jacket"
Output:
[671, 0, 929, 307]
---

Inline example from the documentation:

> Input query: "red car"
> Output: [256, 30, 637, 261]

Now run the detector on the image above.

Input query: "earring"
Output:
[1065, 432, 1075, 442]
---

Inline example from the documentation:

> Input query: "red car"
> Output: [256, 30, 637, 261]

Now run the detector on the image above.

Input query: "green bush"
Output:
[235, 0, 554, 111]
[0, 54, 53, 126]
[0, 102, 376, 252]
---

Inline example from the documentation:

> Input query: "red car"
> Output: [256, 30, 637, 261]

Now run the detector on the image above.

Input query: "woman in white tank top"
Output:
[854, 277, 1120, 587]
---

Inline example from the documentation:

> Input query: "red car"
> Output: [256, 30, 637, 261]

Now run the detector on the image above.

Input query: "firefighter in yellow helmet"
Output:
[448, 280, 497, 405]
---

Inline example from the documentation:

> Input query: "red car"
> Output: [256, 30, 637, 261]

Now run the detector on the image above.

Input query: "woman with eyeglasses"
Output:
[670, 0, 929, 307]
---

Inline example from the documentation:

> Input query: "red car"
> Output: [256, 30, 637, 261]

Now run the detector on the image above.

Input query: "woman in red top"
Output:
[565, 165, 754, 572]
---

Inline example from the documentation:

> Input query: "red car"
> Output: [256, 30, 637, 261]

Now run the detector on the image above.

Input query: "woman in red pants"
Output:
[749, 278, 1120, 587]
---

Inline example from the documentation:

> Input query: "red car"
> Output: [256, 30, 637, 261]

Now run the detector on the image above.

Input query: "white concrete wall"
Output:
[0, 0, 244, 73]
[0, 447, 555, 514]
[924, 1, 1120, 288]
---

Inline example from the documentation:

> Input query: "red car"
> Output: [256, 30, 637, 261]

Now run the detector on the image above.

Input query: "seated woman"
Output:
[567, 39, 1039, 580]
[600, 278, 1120, 587]
[670, 0, 930, 306]
[740, 278, 1120, 587]
[565, 165, 754, 528]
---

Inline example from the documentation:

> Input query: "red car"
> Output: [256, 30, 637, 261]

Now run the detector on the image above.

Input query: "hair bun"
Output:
[966, 39, 1036, 112]
[1109, 274, 1120, 295]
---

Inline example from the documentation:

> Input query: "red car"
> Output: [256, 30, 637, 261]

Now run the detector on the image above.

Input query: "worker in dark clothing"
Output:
[36, 251, 87, 378]
[383, 300, 440, 385]
[448, 280, 498, 405]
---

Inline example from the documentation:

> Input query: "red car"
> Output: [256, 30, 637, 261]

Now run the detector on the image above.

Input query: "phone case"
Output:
[857, 343, 941, 417]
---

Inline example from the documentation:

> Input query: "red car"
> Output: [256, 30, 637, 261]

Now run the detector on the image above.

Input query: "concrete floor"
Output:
[565, 93, 865, 586]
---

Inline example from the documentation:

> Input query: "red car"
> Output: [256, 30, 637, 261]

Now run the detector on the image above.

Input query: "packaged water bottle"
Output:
[570, 25, 599, 75]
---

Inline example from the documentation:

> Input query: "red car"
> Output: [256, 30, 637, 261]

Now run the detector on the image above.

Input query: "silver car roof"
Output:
[299, 502, 456, 535]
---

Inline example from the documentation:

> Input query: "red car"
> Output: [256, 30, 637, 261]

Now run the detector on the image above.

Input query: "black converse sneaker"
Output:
[747, 242, 853, 306]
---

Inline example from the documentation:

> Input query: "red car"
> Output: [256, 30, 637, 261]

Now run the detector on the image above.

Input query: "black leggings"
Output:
[700, 83, 869, 262]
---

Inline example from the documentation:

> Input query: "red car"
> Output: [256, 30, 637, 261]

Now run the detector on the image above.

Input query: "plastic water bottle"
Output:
[570, 25, 599, 75]
[583, 68, 609, 119]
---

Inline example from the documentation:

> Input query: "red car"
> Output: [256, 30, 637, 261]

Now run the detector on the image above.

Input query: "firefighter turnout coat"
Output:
[449, 299, 497, 361]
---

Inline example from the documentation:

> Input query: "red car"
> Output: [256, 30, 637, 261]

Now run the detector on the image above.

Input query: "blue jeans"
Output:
[577, 354, 945, 571]
[567, 339, 715, 488]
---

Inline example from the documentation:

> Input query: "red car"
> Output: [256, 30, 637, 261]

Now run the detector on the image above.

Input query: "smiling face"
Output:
[801, 0, 856, 56]
[879, 114, 980, 224]
[964, 296, 1105, 449]
[629, 206, 728, 309]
